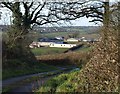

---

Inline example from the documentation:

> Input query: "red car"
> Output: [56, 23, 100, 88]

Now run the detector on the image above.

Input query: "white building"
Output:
[49, 43, 77, 48]
[55, 36, 64, 40]
[66, 38, 79, 42]
[82, 39, 88, 42]
[29, 42, 39, 48]
[38, 42, 54, 47]
[29, 42, 77, 48]
[29, 45, 34, 48]
[29, 42, 54, 48]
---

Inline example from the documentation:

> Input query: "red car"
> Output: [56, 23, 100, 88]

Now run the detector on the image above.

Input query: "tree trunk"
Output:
[4, 2, 37, 63]
[103, 0, 110, 50]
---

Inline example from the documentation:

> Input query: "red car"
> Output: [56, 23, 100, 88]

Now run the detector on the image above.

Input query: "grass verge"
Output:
[36, 69, 80, 93]
[31, 47, 68, 56]
[3, 60, 58, 80]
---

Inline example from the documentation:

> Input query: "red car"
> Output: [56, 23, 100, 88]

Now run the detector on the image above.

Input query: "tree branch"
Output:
[31, 2, 46, 22]
[2, 2, 13, 11]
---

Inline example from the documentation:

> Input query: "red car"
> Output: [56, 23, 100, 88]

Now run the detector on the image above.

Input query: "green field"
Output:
[41, 31, 99, 38]
[31, 47, 68, 56]
[40, 32, 80, 38]
[75, 45, 93, 52]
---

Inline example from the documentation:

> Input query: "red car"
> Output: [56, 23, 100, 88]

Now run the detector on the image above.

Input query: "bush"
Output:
[38, 73, 69, 93]
[3, 59, 26, 68]
[38, 71, 80, 93]
[37, 49, 92, 67]
[55, 71, 81, 92]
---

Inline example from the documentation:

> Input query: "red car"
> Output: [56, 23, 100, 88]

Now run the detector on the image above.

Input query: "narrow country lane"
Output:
[2, 67, 76, 93]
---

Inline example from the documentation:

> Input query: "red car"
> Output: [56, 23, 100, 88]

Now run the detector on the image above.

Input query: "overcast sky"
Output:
[0, 7, 102, 26]
[0, 0, 118, 26]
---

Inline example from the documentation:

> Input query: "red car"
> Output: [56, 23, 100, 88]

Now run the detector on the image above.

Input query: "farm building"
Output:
[66, 38, 79, 42]
[55, 36, 64, 40]
[29, 41, 77, 48]
[29, 42, 39, 48]
[29, 42, 54, 48]
[38, 42, 54, 47]
[49, 43, 77, 48]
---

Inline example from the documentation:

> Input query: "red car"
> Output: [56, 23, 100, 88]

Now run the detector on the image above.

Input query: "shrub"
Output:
[38, 71, 80, 93]
[38, 73, 69, 93]
[36, 49, 92, 67]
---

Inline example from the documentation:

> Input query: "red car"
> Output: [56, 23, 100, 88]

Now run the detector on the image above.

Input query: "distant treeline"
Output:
[33, 26, 100, 34]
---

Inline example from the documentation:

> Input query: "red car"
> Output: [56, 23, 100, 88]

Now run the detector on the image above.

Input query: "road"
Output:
[2, 67, 76, 92]
[11, 74, 56, 92]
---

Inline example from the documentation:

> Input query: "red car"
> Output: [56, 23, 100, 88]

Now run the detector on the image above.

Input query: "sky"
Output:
[0, 7, 102, 26]
[41, 17, 102, 27]
[0, 0, 118, 26]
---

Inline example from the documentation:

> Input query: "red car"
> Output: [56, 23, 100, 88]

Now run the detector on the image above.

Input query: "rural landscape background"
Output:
[0, 0, 119, 93]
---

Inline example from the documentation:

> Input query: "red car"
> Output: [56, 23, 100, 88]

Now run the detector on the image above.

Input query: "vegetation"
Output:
[31, 47, 68, 56]
[74, 43, 93, 52]
[32, 31, 99, 41]
[3, 59, 58, 79]
[39, 28, 99, 39]
[3, 67, 75, 93]
[36, 70, 80, 93]
[37, 28, 119, 93]
[1, 0, 119, 93]
[3, 44, 90, 79]
[36, 1, 120, 92]
[1, 1, 101, 80]
[36, 46, 92, 67]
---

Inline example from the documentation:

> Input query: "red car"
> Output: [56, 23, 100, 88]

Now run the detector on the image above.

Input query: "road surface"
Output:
[2, 67, 76, 92]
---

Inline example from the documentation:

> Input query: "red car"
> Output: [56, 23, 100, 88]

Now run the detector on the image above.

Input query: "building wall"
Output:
[38, 42, 54, 47]
[66, 38, 79, 42]
[29, 42, 77, 48]
[49, 43, 77, 48]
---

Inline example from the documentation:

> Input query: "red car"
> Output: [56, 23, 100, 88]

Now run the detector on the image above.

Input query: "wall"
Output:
[49, 43, 77, 48]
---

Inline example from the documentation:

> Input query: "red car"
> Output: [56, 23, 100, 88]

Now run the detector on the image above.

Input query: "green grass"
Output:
[3, 60, 58, 79]
[37, 70, 80, 93]
[75, 45, 93, 52]
[31, 47, 68, 56]
[41, 32, 75, 38]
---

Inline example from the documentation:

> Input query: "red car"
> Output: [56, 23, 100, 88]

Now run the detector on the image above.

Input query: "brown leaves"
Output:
[74, 28, 119, 92]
